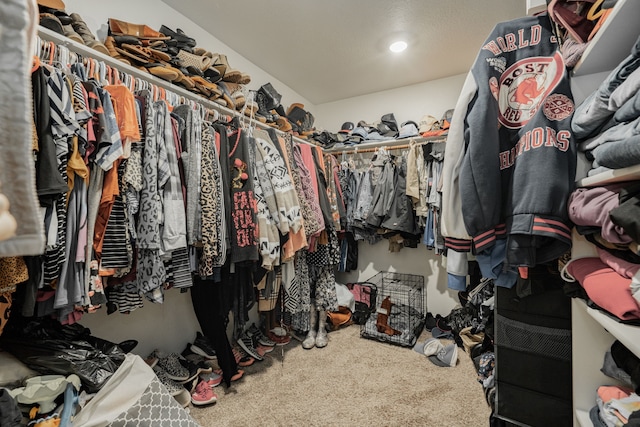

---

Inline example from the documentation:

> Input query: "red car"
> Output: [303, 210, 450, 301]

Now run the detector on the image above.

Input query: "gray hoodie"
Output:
[0, 0, 45, 257]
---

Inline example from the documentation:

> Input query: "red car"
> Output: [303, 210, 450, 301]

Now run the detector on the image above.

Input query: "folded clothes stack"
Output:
[572, 34, 640, 176]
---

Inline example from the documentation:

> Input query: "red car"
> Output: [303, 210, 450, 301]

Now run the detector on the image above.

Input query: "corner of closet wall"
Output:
[62, 0, 317, 115]
[314, 73, 467, 131]
[314, 72, 468, 317]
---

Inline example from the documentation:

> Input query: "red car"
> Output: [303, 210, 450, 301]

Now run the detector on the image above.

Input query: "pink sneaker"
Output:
[200, 372, 223, 388]
[191, 380, 217, 406]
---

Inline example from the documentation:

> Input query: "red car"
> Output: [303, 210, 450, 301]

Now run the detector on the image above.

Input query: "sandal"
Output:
[175, 73, 196, 90]
[112, 35, 142, 46]
[203, 67, 223, 84]
[121, 44, 172, 62]
[237, 72, 251, 85]
[193, 47, 214, 58]
[190, 76, 223, 99]
[114, 46, 149, 64]
[192, 82, 212, 98]
[177, 50, 213, 72]
[276, 117, 292, 132]
[147, 65, 180, 82]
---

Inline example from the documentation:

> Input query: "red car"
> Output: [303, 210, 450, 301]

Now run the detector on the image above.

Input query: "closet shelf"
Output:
[577, 163, 640, 187]
[575, 299, 640, 358]
[572, 0, 640, 77]
[323, 135, 446, 154]
[37, 26, 319, 148]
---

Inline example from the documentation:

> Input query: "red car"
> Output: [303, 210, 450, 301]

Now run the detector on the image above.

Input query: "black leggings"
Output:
[190, 275, 239, 387]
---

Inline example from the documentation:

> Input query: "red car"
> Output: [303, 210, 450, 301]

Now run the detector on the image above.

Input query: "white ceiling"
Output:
[162, 0, 527, 105]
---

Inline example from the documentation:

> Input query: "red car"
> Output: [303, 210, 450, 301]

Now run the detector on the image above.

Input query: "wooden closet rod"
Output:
[37, 26, 320, 148]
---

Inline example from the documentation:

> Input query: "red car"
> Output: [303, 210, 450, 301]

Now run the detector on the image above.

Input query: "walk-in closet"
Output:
[1, 0, 640, 426]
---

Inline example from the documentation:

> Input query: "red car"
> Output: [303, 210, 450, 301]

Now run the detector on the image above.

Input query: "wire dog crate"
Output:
[360, 271, 425, 347]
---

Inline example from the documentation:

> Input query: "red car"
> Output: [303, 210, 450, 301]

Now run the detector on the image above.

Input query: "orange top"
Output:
[105, 85, 141, 158]
[93, 159, 121, 261]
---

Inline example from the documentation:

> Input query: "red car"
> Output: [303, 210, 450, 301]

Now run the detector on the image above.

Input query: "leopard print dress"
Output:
[198, 124, 225, 277]
[135, 93, 169, 301]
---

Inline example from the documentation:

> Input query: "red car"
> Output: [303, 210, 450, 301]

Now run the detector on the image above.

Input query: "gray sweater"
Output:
[0, 0, 45, 257]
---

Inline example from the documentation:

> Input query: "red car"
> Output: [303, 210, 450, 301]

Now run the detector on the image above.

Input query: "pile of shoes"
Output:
[286, 103, 315, 137]
[146, 342, 222, 408]
[308, 130, 339, 149]
[247, 83, 316, 138]
[37, 3, 253, 112]
[37, 0, 109, 56]
[38, 4, 321, 136]
[103, 18, 252, 110]
[105, 20, 211, 99]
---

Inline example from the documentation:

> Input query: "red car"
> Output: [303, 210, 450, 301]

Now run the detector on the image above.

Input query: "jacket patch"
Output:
[492, 52, 565, 129]
[543, 94, 574, 121]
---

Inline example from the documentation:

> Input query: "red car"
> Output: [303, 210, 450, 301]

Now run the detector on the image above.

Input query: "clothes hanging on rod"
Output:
[12, 34, 343, 340]
[333, 137, 447, 256]
[0, 22, 354, 389]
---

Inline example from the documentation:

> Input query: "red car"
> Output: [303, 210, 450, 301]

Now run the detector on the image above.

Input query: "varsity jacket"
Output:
[443, 14, 576, 268]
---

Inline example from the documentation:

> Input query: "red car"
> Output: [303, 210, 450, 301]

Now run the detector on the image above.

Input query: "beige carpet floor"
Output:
[189, 325, 490, 427]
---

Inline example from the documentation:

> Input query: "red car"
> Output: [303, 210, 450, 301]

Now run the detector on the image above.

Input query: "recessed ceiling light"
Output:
[389, 41, 408, 53]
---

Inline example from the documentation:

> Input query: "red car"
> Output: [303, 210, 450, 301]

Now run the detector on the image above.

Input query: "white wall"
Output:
[62, 0, 316, 116]
[77, 290, 200, 358]
[314, 74, 468, 316]
[314, 73, 466, 133]
[337, 243, 457, 317]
